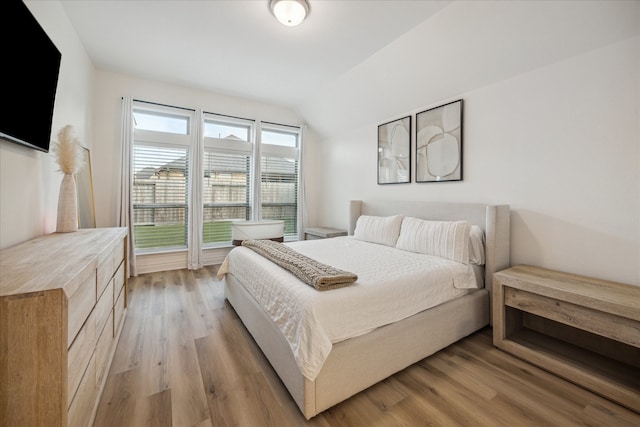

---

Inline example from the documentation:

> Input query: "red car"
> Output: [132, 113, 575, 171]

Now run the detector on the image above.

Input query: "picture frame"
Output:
[415, 99, 463, 183]
[377, 115, 411, 184]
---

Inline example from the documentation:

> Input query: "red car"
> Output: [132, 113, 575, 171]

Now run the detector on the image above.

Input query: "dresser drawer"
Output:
[68, 271, 97, 346]
[113, 260, 125, 300]
[67, 352, 97, 427]
[96, 257, 114, 300]
[112, 240, 125, 271]
[114, 284, 126, 337]
[95, 278, 114, 337]
[67, 309, 96, 407]
[95, 310, 114, 388]
[97, 242, 124, 307]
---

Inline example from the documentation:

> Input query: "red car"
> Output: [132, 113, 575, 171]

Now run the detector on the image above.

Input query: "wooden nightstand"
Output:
[304, 227, 347, 240]
[493, 265, 640, 413]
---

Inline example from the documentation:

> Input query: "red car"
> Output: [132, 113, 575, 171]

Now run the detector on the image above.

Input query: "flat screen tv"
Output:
[0, 1, 62, 153]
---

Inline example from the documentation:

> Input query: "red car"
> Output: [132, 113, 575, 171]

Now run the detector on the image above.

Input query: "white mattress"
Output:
[224, 236, 478, 380]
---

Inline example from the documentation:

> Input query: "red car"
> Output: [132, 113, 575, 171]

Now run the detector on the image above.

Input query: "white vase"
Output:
[56, 173, 78, 233]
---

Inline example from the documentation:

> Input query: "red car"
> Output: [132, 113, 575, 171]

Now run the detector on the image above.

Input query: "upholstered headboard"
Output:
[348, 200, 510, 299]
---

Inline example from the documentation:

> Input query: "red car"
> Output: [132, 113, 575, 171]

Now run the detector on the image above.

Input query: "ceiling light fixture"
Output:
[269, 0, 310, 27]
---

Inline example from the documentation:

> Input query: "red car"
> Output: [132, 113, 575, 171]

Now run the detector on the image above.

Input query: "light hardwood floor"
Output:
[93, 266, 640, 426]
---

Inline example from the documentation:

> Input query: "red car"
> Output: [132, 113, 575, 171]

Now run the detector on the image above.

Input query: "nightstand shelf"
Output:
[493, 265, 640, 413]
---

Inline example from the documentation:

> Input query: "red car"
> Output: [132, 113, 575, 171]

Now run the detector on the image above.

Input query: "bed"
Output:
[219, 199, 510, 419]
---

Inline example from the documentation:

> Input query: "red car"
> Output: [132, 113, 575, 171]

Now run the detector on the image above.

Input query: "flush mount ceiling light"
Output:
[269, 0, 310, 27]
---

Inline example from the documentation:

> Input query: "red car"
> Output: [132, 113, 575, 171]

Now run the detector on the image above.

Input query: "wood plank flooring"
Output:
[92, 266, 640, 426]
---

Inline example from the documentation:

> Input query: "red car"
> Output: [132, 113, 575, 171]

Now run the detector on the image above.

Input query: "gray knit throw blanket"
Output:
[241, 239, 358, 291]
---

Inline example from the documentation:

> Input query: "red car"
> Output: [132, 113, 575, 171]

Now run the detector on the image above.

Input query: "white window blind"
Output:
[202, 113, 254, 246]
[202, 149, 251, 245]
[261, 124, 300, 239]
[132, 143, 189, 250]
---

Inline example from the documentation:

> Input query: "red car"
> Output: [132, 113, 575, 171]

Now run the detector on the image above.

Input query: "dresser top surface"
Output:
[0, 227, 126, 297]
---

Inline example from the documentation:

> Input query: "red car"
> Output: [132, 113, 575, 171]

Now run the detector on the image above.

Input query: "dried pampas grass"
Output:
[52, 125, 85, 175]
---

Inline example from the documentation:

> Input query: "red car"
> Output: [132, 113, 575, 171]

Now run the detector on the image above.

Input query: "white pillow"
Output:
[469, 225, 485, 265]
[396, 217, 471, 264]
[353, 215, 404, 247]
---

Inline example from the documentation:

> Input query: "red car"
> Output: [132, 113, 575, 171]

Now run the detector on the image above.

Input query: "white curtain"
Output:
[119, 96, 137, 277]
[297, 124, 307, 241]
[187, 110, 204, 270]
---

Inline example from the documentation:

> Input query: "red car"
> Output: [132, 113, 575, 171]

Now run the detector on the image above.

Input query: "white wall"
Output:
[302, 1, 640, 286]
[0, 0, 94, 249]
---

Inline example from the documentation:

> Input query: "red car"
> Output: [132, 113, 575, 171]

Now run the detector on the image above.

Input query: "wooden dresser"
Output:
[0, 228, 128, 426]
[493, 265, 640, 413]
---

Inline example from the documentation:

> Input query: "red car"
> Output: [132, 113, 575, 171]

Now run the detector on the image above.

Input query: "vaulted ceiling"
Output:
[60, 0, 450, 108]
[60, 1, 639, 138]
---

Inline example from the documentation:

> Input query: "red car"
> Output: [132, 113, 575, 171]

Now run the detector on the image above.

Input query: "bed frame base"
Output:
[225, 276, 489, 419]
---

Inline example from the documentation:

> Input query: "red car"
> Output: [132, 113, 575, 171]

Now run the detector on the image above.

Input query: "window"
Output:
[202, 114, 254, 247]
[132, 103, 193, 252]
[134, 110, 189, 135]
[204, 120, 250, 141]
[202, 152, 250, 244]
[262, 128, 298, 147]
[261, 124, 300, 239]
[129, 102, 302, 253]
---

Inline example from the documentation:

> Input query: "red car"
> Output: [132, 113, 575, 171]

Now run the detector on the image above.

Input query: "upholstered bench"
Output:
[231, 220, 285, 246]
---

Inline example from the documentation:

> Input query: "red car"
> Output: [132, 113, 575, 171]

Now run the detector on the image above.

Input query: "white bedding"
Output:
[222, 236, 479, 381]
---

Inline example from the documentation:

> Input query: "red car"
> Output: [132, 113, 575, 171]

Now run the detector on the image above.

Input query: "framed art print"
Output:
[377, 115, 411, 184]
[415, 99, 462, 182]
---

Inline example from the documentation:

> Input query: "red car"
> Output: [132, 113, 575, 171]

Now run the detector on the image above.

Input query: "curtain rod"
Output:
[261, 121, 300, 129]
[203, 111, 255, 122]
[123, 97, 300, 129]
[125, 97, 195, 112]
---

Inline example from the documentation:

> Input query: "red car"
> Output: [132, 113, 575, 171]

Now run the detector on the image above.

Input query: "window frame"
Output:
[259, 123, 301, 241]
[132, 102, 194, 254]
[202, 113, 255, 247]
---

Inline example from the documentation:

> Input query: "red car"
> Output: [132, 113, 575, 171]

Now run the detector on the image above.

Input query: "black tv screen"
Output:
[0, 1, 61, 153]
